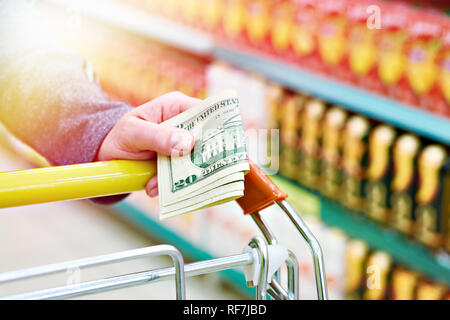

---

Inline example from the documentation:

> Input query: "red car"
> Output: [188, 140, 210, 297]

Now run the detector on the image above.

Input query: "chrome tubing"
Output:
[277, 200, 328, 300]
[247, 236, 269, 300]
[1, 252, 255, 300]
[0, 245, 186, 300]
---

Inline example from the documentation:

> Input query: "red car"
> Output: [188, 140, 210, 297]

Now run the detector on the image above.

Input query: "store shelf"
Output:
[271, 175, 450, 286]
[215, 47, 450, 145]
[42, 0, 214, 55]
[42, 0, 450, 288]
[111, 201, 255, 298]
[43, 0, 450, 145]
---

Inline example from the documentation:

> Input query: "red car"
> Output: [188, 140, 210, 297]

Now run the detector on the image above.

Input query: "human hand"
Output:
[96, 91, 200, 197]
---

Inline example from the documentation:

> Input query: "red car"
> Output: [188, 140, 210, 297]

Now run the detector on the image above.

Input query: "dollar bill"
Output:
[157, 90, 249, 219]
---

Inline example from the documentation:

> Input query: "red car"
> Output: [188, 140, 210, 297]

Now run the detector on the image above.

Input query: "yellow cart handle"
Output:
[0, 160, 156, 208]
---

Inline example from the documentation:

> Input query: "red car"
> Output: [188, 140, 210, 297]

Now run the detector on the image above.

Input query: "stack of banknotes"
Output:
[158, 90, 249, 219]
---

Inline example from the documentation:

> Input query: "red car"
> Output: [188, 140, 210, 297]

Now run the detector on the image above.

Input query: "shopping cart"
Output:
[0, 159, 328, 300]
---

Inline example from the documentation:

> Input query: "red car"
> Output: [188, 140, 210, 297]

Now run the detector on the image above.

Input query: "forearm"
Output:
[0, 1, 132, 164]
[0, 0, 132, 204]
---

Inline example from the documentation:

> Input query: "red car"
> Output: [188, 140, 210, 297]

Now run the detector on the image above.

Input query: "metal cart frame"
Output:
[0, 159, 328, 300]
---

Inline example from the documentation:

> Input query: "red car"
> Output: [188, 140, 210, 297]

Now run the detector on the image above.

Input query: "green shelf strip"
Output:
[269, 174, 321, 217]
[112, 201, 255, 298]
[271, 174, 450, 286]
[214, 47, 450, 145]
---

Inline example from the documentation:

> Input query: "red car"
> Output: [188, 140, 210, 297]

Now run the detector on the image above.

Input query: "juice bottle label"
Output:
[318, 15, 347, 66]
[415, 145, 447, 249]
[184, 0, 201, 24]
[246, 0, 270, 44]
[389, 134, 420, 235]
[271, 1, 293, 51]
[321, 107, 347, 198]
[391, 269, 418, 300]
[365, 126, 396, 223]
[438, 34, 450, 104]
[344, 240, 369, 297]
[291, 9, 316, 56]
[406, 21, 442, 95]
[341, 116, 370, 210]
[202, 0, 223, 29]
[223, 0, 246, 37]
[298, 99, 324, 188]
[363, 252, 391, 300]
[349, 24, 377, 76]
[378, 31, 407, 86]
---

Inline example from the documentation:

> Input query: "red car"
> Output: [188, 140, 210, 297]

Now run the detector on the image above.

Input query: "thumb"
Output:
[124, 116, 194, 157]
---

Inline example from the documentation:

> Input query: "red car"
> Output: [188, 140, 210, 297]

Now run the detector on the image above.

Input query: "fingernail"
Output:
[170, 131, 193, 156]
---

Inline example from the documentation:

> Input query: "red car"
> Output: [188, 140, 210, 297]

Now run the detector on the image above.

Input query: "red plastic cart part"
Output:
[236, 159, 288, 215]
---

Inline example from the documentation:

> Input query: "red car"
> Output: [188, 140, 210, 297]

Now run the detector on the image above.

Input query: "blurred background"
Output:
[0, 0, 449, 300]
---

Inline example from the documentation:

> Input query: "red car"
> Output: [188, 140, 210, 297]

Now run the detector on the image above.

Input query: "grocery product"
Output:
[365, 125, 396, 223]
[363, 251, 392, 300]
[320, 106, 348, 199]
[389, 134, 421, 235]
[290, 0, 321, 70]
[223, 0, 246, 41]
[317, 0, 349, 80]
[415, 145, 449, 249]
[377, 6, 408, 93]
[347, 0, 378, 88]
[437, 24, 450, 115]
[340, 115, 370, 211]
[297, 98, 326, 189]
[405, 16, 442, 107]
[270, 0, 294, 53]
[416, 280, 447, 300]
[344, 239, 369, 298]
[279, 93, 305, 179]
[245, 0, 271, 47]
[200, 0, 224, 31]
[390, 268, 419, 300]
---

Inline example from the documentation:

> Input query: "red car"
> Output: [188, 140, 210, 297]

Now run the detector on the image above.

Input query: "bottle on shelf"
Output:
[364, 125, 397, 224]
[377, 6, 408, 98]
[344, 239, 370, 299]
[389, 134, 421, 236]
[320, 106, 348, 200]
[414, 145, 449, 250]
[390, 268, 419, 300]
[279, 93, 305, 179]
[340, 115, 370, 212]
[270, 0, 294, 54]
[297, 98, 326, 190]
[405, 15, 442, 109]
[316, 0, 349, 80]
[362, 251, 392, 300]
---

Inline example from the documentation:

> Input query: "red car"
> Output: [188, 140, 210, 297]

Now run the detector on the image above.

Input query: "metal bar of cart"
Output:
[0, 158, 326, 300]
[0, 245, 186, 300]
[1, 236, 300, 301]
[1, 251, 255, 300]
[247, 237, 269, 300]
[277, 200, 328, 300]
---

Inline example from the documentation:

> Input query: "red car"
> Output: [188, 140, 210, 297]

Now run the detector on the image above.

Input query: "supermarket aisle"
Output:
[0, 147, 243, 299]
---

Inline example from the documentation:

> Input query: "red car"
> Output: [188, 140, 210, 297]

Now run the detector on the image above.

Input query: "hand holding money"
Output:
[157, 90, 249, 219]
[96, 91, 201, 204]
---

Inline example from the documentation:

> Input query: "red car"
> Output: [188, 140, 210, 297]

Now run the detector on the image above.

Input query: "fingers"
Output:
[122, 116, 194, 157]
[133, 91, 201, 123]
[145, 176, 158, 197]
